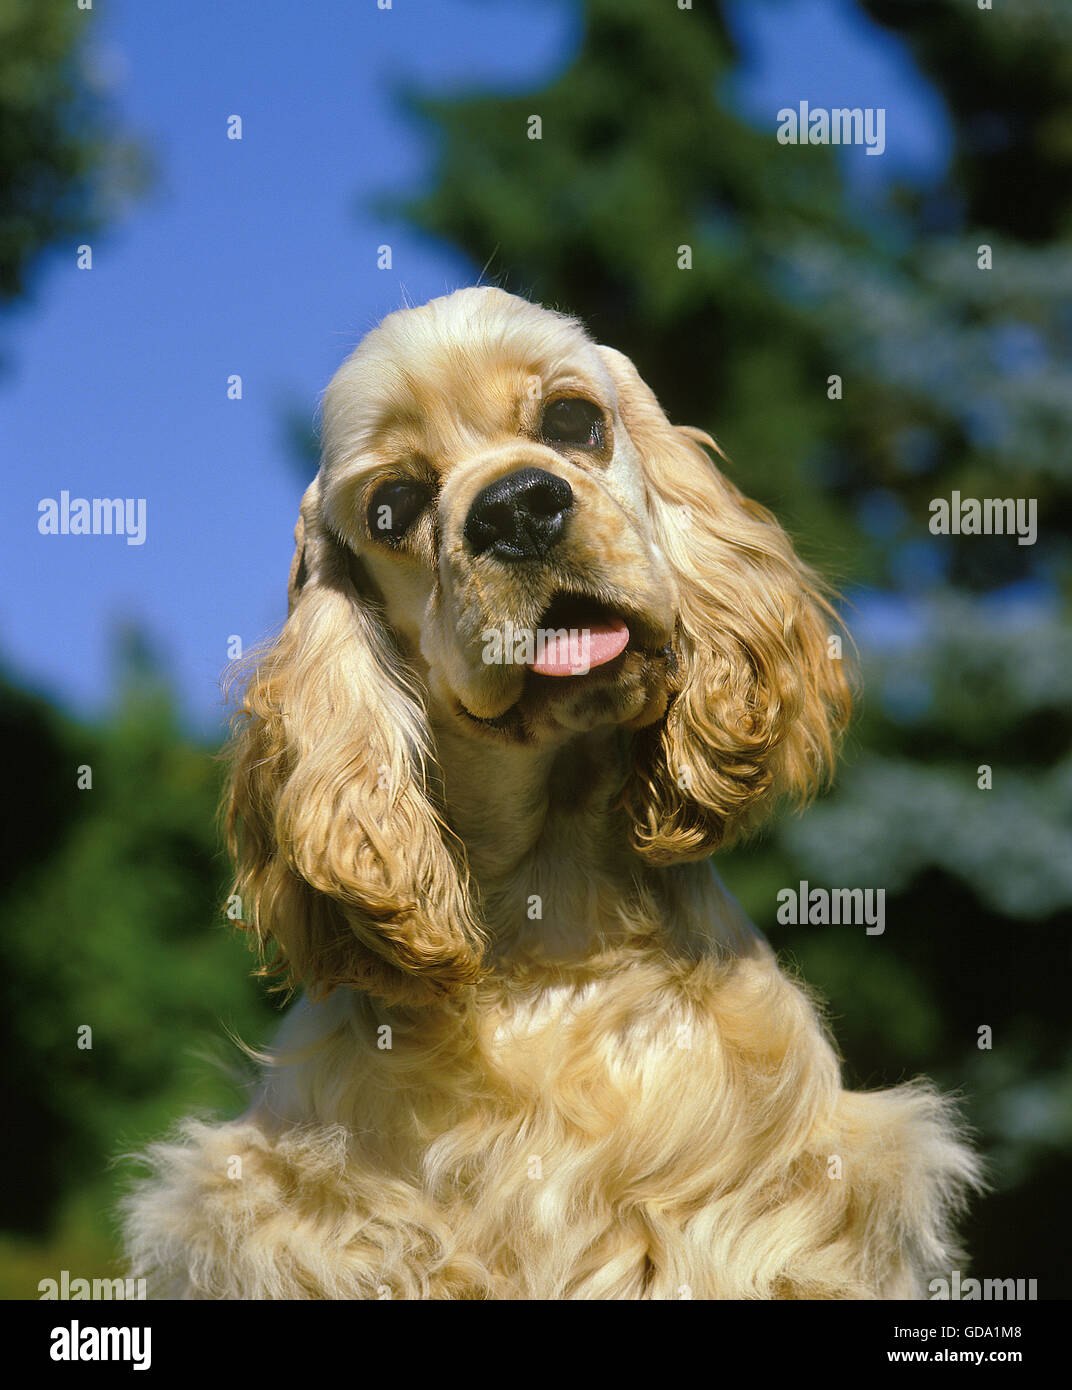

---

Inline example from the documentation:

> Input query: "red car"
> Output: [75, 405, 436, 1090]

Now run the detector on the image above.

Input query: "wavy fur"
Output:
[121, 287, 979, 1299]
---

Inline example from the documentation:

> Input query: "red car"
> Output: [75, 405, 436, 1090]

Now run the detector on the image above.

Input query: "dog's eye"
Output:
[540, 397, 604, 448]
[367, 478, 431, 543]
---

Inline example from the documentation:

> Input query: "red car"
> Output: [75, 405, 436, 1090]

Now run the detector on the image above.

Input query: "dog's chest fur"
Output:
[122, 874, 974, 1300]
[180, 938, 957, 1301]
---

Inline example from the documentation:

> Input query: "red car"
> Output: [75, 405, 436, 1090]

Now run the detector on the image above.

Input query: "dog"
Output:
[122, 286, 979, 1298]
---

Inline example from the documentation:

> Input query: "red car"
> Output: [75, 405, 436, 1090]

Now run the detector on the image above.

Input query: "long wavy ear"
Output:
[224, 478, 485, 1006]
[598, 347, 853, 865]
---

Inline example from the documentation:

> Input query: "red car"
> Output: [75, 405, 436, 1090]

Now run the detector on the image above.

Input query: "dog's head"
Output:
[228, 288, 851, 1002]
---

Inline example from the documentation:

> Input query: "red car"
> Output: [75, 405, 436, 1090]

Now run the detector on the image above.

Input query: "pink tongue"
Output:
[529, 617, 630, 677]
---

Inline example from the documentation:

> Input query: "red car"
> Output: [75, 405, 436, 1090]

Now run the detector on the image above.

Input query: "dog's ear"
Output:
[225, 479, 485, 1006]
[598, 346, 852, 864]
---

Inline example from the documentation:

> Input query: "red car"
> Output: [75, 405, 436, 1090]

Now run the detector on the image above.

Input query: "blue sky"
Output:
[2, 0, 948, 732]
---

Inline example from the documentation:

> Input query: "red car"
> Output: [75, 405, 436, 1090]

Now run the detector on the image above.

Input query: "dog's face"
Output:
[319, 287, 677, 741]
[228, 288, 851, 1003]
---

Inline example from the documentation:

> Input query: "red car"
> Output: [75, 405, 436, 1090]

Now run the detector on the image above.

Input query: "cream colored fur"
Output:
[121, 288, 980, 1299]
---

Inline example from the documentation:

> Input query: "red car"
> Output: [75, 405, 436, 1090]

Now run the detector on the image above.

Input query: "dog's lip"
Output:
[455, 698, 527, 734]
[454, 658, 629, 733]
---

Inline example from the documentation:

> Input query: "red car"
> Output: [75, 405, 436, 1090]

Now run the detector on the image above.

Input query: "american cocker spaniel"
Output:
[123, 287, 979, 1299]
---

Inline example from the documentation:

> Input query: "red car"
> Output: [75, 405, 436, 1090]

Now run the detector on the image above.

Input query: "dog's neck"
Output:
[425, 711, 759, 964]
[430, 713, 629, 878]
[428, 712, 641, 954]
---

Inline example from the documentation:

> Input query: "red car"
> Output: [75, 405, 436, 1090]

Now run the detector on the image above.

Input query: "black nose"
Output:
[464, 467, 573, 561]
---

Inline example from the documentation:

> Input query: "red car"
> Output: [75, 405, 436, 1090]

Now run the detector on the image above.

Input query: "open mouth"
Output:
[528, 592, 631, 677]
[453, 591, 673, 734]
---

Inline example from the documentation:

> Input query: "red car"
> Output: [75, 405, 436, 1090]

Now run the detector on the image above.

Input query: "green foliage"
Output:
[0, 654, 277, 1294]
[0, 0, 145, 305]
